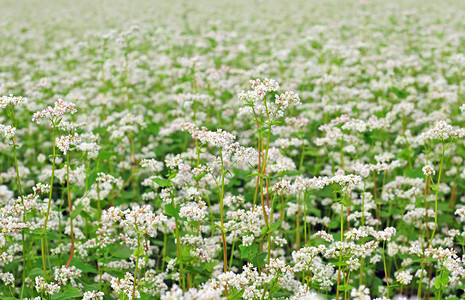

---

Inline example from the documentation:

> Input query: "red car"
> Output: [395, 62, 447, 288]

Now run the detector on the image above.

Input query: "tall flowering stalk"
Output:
[32, 99, 77, 279]
[1, 95, 27, 299]
[421, 121, 465, 248]
[428, 143, 446, 249]
[55, 128, 81, 268]
[102, 205, 166, 299]
[239, 79, 301, 258]
[181, 123, 257, 292]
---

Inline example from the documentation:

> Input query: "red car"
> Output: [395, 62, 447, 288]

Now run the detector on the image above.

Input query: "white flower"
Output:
[0, 95, 27, 108]
[55, 133, 81, 155]
[275, 91, 301, 108]
[0, 124, 15, 141]
[396, 270, 413, 285]
[422, 164, 435, 176]
[83, 291, 104, 300]
[32, 99, 77, 123]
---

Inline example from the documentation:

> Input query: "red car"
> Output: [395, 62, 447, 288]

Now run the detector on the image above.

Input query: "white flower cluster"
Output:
[77, 142, 101, 158]
[0, 124, 15, 141]
[183, 123, 258, 167]
[249, 78, 280, 98]
[395, 270, 413, 285]
[35, 276, 61, 295]
[187, 125, 236, 149]
[32, 99, 77, 123]
[102, 205, 167, 237]
[111, 272, 140, 299]
[419, 120, 465, 141]
[53, 265, 82, 285]
[292, 245, 325, 272]
[0, 272, 14, 287]
[275, 91, 301, 109]
[0, 94, 27, 108]
[179, 200, 207, 221]
[32, 183, 51, 194]
[374, 227, 396, 241]
[57, 121, 86, 132]
[83, 291, 105, 300]
[180, 235, 220, 262]
[95, 172, 120, 185]
[140, 158, 164, 172]
[455, 208, 465, 222]
[238, 78, 301, 118]
[56, 133, 81, 155]
[106, 111, 146, 140]
[422, 164, 435, 176]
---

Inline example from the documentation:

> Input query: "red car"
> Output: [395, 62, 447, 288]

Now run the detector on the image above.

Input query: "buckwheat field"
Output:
[3, 0, 465, 299]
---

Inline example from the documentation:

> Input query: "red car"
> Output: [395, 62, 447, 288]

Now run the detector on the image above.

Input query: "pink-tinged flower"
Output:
[55, 133, 81, 155]
[0, 95, 27, 108]
[32, 99, 77, 123]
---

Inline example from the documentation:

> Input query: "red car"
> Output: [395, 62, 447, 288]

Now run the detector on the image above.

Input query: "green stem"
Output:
[229, 241, 235, 271]
[336, 196, 344, 300]
[174, 218, 185, 291]
[65, 152, 75, 268]
[382, 241, 390, 298]
[41, 124, 56, 280]
[161, 227, 167, 271]
[428, 144, 445, 249]
[132, 232, 141, 300]
[219, 151, 228, 273]
[11, 112, 26, 299]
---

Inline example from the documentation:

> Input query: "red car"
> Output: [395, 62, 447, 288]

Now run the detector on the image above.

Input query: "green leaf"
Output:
[406, 168, 423, 178]
[247, 173, 267, 178]
[193, 172, 206, 182]
[152, 177, 172, 187]
[28, 267, 44, 278]
[165, 203, 179, 217]
[253, 251, 267, 268]
[239, 245, 250, 259]
[396, 148, 414, 161]
[139, 294, 155, 300]
[341, 197, 351, 206]
[111, 244, 133, 259]
[256, 126, 268, 135]
[230, 289, 245, 300]
[333, 261, 348, 267]
[337, 284, 353, 292]
[51, 288, 82, 300]
[70, 259, 98, 274]
[239, 244, 258, 259]
[268, 222, 281, 233]
[98, 151, 116, 160]
[434, 276, 442, 289]
[83, 283, 100, 292]
[440, 270, 450, 285]
[164, 203, 187, 221]
[70, 204, 84, 219]
[133, 247, 144, 257]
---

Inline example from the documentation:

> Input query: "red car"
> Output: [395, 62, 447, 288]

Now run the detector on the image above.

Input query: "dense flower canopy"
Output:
[2, 0, 465, 299]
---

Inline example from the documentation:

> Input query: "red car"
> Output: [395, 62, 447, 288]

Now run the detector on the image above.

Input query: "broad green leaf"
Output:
[152, 177, 172, 187]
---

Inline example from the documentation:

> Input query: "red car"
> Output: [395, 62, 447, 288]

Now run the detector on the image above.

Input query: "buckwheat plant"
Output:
[3, 1, 465, 299]
[32, 99, 77, 280]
